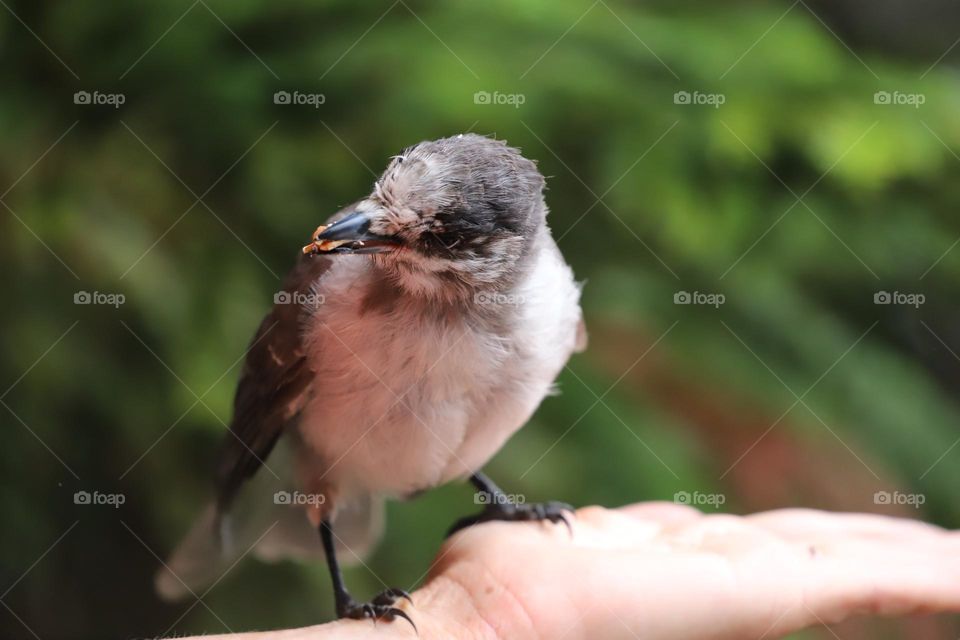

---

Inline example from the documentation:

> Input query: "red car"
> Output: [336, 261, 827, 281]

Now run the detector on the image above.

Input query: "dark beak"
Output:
[316, 212, 382, 242]
[305, 211, 399, 255]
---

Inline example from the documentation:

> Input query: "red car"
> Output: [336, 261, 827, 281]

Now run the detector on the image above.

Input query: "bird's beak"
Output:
[303, 211, 401, 256]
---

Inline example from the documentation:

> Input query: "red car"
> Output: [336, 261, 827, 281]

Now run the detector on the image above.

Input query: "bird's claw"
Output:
[338, 589, 417, 633]
[372, 587, 413, 606]
[447, 499, 574, 537]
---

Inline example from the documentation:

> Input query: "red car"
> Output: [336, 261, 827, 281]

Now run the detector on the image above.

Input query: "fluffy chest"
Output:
[294, 248, 582, 498]
[295, 263, 512, 495]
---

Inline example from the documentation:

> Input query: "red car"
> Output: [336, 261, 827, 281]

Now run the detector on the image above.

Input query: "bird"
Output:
[156, 133, 587, 627]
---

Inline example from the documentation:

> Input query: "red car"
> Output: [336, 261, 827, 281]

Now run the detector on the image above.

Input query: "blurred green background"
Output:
[2, 0, 960, 638]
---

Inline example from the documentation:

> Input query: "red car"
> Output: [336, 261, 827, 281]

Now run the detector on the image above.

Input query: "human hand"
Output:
[183, 503, 960, 639]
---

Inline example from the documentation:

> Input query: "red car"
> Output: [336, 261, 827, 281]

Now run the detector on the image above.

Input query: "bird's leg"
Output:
[319, 520, 415, 629]
[468, 470, 506, 501]
[446, 471, 573, 537]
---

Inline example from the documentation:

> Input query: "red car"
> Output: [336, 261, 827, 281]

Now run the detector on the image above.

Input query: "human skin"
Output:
[177, 503, 960, 640]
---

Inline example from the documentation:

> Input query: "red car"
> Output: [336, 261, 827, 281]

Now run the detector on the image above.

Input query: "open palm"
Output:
[184, 503, 960, 639]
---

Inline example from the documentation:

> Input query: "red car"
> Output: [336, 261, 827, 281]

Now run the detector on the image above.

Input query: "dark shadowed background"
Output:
[2, 1, 960, 638]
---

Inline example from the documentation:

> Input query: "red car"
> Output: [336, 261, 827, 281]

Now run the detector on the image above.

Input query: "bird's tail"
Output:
[157, 436, 390, 600]
[155, 502, 228, 600]
[155, 482, 386, 601]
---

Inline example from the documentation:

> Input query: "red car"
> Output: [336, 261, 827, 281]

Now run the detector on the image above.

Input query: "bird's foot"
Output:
[337, 588, 416, 631]
[447, 499, 574, 537]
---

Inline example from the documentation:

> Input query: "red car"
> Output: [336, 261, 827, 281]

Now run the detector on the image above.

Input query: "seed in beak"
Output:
[302, 224, 355, 254]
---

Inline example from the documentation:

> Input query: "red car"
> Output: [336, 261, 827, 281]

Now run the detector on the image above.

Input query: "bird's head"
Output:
[305, 134, 547, 299]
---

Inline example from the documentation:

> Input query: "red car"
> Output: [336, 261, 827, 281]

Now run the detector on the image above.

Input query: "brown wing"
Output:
[213, 205, 364, 514]
[214, 254, 332, 513]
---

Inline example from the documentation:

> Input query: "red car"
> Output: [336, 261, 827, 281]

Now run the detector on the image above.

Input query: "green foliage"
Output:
[2, 1, 959, 638]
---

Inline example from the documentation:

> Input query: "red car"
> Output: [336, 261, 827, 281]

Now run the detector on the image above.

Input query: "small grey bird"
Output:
[157, 134, 586, 626]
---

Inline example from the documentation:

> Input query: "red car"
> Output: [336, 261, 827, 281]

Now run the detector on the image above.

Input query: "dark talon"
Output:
[389, 607, 418, 633]
[551, 508, 574, 536]
[373, 587, 413, 606]
[337, 587, 416, 631]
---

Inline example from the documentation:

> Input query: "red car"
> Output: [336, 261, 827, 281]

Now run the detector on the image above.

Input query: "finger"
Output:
[801, 538, 960, 626]
[741, 513, 960, 636]
[745, 508, 960, 548]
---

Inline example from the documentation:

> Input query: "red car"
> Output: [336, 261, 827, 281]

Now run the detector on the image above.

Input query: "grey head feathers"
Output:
[359, 134, 549, 298]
